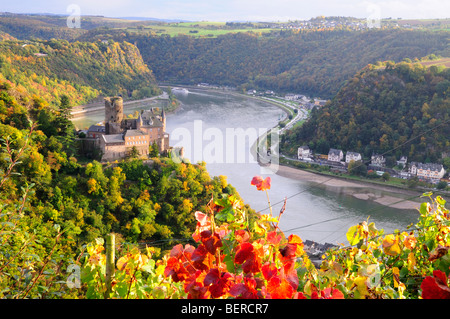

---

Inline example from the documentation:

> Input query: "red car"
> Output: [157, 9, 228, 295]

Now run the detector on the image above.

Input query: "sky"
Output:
[1, 0, 449, 21]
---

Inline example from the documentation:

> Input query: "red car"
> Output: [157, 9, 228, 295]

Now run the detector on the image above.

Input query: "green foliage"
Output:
[282, 61, 450, 162]
[83, 29, 449, 99]
[348, 160, 367, 176]
[0, 38, 160, 106]
[0, 78, 254, 298]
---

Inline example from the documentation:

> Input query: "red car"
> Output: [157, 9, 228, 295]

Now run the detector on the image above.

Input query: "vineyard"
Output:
[59, 178, 450, 299]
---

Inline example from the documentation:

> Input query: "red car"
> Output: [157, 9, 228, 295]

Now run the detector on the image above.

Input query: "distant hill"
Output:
[1, 13, 448, 99]
[280, 60, 450, 164]
[88, 28, 449, 99]
[117, 16, 191, 23]
[0, 12, 182, 40]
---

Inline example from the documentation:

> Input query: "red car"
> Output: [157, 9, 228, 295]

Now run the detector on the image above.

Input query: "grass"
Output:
[291, 118, 306, 129]
[125, 23, 276, 38]
[112, 20, 278, 38]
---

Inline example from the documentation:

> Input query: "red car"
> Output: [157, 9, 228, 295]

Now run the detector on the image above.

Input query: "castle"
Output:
[87, 96, 169, 161]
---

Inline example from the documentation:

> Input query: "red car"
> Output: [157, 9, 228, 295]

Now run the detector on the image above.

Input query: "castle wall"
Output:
[102, 144, 128, 162]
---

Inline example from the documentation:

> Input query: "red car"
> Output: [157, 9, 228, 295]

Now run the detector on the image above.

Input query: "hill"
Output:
[280, 60, 450, 164]
[0, 38, 160, 106]
[0, 76, 258, 297]
[84, 28, 450, 99]
[1, 14, 448, 99]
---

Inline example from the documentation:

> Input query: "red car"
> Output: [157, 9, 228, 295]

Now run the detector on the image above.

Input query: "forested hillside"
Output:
[0, 77, 258, 297]
[0, 38, 160, 106]
[82, 28, 449, 98]
[281, 60, 450, 163]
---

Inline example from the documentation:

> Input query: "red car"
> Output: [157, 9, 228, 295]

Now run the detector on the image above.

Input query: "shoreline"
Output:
[71, 92, 172, 119]
[274, 164, 423, 211]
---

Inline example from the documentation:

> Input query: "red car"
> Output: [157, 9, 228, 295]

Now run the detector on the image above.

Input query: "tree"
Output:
[348, 160, 367, 176]
[436, 180, 448, 190]
[381, 172, 390, 181]
[443, 158, 450, 170]
[150, 141, 159, 158]
[129, 146, 140, 159]
[58, 94, 72, 121]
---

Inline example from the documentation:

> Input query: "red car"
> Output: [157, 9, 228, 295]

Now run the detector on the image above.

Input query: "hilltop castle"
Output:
[87, 96, 169, 161]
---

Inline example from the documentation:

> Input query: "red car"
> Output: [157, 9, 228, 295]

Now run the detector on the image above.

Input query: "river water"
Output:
[72, 88, 421, 245]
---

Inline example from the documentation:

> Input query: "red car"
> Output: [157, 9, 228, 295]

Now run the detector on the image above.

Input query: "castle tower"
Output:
[104, 96, 123, 135]
[161, 108, 166, 132]
[136, 111, 143, 130]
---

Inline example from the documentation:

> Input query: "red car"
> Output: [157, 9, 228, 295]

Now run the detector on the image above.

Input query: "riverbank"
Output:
[71, 92, 172, 119]
[228, 88, 438, 212]
[275, 164, 423, 210]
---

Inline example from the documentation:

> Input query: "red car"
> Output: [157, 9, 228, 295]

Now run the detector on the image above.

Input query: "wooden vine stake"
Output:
[105, 233, 115, 298]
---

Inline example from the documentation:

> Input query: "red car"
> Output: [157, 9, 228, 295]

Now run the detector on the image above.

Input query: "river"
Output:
[72, 88, 422, 245]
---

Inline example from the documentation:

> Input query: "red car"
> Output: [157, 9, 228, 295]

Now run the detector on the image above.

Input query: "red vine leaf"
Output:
[421, 270, 450, 299]
[267, 231, 283, 245]
[251, 176, 271, 191]
[200, 230, 222, 255]
[262, 262, 278, 281]
[235, 242, 261, 274]
[235, 229, 250, 243]
[203, 268, 233, 298]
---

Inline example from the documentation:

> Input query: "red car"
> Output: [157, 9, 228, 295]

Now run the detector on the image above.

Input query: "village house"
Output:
[314, 99, 328, 107]
[408, 162, 446, 183]
[328, 148, 344, 162]
[371, 154, 386, 167]
[345, 151, 362, 164]
[285, 93, 302, 101]
[297, 145, 312, 160]
[397, 156, 408, 167]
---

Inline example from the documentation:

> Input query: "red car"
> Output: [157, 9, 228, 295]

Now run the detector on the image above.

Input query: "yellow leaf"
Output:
[260, 214, 279, 224]
[332, 262, 344, 275]
[382, 234, 401, 256]
[407, 252, 416, 271]
[253, 221, 266, 236]
[303, 280, 312, 296]
[354, 276, 369, 298]
[403, 235, 417, 250]
[392, 267, 400, 288]
[116, 255, 130, 271]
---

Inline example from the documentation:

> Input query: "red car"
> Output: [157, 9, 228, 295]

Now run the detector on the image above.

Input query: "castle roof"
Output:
[140, 110, 164, 127]
[102, 134, 124, 144]
[88, 124, 105, 133]
[125, 129, 147, 137]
